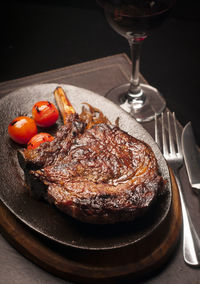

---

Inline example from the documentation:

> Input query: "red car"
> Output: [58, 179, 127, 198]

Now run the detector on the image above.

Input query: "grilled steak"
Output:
[20, 114, 164, 224]
[22, 113, 85, 169]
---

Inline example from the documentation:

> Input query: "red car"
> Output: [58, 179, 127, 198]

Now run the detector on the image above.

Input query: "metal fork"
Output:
[155, 112, 200, 267]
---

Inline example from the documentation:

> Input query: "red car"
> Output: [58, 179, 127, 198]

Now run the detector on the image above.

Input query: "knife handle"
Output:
[174, 173, 200, 266]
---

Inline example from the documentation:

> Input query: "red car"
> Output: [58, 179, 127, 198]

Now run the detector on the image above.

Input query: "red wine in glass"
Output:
[98, 0, 176, 122]
[105, 0, 174, 36]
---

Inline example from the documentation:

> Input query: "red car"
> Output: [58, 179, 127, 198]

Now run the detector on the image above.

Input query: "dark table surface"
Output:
[1, 0, 200, 145]
[0, 1, 200, 284]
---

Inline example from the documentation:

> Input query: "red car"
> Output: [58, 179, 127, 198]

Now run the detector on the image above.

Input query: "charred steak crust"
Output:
[22, 118, 165, 224]
[23, 113, 86, 169]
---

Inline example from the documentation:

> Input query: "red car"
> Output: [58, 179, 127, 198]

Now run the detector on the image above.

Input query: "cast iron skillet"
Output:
[0, 83, 171, 250]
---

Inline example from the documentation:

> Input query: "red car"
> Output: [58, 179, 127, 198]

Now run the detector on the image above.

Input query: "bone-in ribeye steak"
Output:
[22, 113, 164, 224]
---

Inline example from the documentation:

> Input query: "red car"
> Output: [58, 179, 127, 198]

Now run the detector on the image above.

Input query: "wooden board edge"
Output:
[0, 168, 182, 283]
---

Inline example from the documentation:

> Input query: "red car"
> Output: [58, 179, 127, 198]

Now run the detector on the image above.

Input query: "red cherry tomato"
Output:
[32, 101, 59, 127]
[8, 116, 38, 145]
[27, 132, 54, 149]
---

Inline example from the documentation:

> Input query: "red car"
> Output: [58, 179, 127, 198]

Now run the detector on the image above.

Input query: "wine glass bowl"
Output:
[98, 0, 176, 122]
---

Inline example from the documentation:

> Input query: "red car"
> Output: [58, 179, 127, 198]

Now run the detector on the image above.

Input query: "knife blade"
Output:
[182, 122, 200, 192]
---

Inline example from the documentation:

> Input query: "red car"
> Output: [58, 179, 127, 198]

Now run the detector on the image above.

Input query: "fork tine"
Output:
[161, 112, 168, 156]
[173, 112, 182, 155]
[167, 112, 176, 154]
[154, 114, 160, 148]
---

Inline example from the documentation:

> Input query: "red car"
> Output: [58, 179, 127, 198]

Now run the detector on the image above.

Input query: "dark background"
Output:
[1, 0, 200, 145]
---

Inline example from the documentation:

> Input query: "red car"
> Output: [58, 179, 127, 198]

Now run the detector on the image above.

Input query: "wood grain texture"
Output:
[0, 168, 182, 284]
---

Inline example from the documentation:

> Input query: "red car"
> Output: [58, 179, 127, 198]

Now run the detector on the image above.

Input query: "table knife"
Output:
[181, 122, 200, 193]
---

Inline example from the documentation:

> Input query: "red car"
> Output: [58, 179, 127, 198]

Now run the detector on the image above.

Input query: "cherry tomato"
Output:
[32, 101, 59, 127]
[27, 132, 54, 149]
[8, 116, 38, 145]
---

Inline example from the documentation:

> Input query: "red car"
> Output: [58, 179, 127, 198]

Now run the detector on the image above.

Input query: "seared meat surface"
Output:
[23, 113, 85, 168]
[22, 114, 164, 224]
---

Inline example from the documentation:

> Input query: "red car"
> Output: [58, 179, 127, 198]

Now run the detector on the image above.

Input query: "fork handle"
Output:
[174, 172, 200, 266]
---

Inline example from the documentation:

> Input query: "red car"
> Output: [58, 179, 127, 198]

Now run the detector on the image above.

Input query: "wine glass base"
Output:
[105, 83, 166, 122]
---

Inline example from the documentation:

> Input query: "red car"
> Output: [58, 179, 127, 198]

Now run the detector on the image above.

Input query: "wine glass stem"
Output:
[128, 35, 146, 98]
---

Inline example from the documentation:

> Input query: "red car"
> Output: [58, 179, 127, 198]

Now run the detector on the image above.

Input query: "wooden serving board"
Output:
[0, 168, 182, 284]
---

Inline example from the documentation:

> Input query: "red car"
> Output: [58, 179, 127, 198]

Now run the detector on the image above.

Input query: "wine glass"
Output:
[97, 0, 176, 122]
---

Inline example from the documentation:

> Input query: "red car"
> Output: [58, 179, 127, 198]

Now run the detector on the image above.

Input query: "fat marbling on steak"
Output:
[21, 114, 164, 224]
